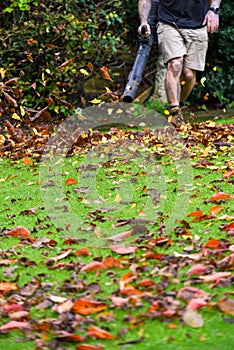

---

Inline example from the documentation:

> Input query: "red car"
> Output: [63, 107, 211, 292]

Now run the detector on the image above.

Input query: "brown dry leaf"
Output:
[102, 257, 123, 268]
[199, 272, 232, 283]
[110, 244, 137, 255]
[74, 248, 90, 256]
[80, 261, 107, 272]
[187, 264, 208, 276]
[217, 298, 234, 316]
[46, 248, 72, 264]
[100, 66, 113, 82]
[183, 308, 204, 328]
[73, 299, 107, 315]
[55, 330, 85, 342]
[88, 326, 115, 339]
[5, 226, 30, 239]
[106, 228, 133, 242]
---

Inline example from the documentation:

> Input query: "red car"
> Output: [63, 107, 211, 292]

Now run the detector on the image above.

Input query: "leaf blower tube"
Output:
[122, 0, 159, 103]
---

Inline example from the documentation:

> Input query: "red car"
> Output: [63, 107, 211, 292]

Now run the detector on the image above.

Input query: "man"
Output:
[138, 0, 222, 126]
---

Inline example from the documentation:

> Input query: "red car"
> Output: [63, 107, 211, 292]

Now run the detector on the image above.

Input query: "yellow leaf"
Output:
[105, 86, 112, 93]
[12, 113, 21, 120]
[20, 106, 25, 117]
[200, 77, 206, 87]
[80, 68, 89, 76]
[114, 194, 121, 202]
[164, 109, 170, 115]
[90, 98, 102, 104]
[0, 68, 6, 79]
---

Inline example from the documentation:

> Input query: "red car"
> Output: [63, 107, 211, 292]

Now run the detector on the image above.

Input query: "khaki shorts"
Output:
[157, 22, 208, 71]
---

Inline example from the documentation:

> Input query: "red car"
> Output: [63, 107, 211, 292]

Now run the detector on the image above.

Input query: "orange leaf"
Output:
[73, 299, 107, 315]
[66, 177, 77, 185]
[77, 345, 104, 350]
[205, 239, 222, 249]
[55, 331, 85, 342]
[223, 169, 234, 178]
[0, 282, 18, 292]
[5, 226, 30, 239]
[187, 210, 204, 217]
[209, 192, 231, 201]
[217, 298, 234, 316]
[74, 248, 90, 256]
[102, 257, 123, 268]
[100, 66, 113, 82]
[222, 222, 234, 231]
[110, 244, 137, 255]
[167, 323, 178, 329]
[80, 261, 106, 272]
[88, 326, 115, 340]
[22, 157, 32, 165]
[209, 205, 224, 215]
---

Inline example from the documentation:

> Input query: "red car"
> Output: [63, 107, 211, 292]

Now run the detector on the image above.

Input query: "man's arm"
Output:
[138, 0, 152, 36]
[203, 0, 222, 33]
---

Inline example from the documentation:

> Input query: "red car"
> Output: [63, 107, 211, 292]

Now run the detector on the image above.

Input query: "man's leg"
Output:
[180, 67, 196, 104]
[165, 57, 183, 108]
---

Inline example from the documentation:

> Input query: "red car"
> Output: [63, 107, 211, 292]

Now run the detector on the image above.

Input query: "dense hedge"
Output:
[0, 0, 233, 119]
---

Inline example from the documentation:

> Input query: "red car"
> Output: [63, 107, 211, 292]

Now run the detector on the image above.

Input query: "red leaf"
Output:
[4, 304, 23, 313]
[222, 223, 234, 231]
[187, 210, 204, 217]
[55, 330, 85, 342]
[209, 192, 231, 201]
[0, 321, 31, 331]
[5, 226, 30, 239]
[66, 177, 77, 185]
[110, 244, 137, 255]
[80, 261, 106, 272]
[88, 326, 115, 340]
[73, 299, 107, 315]
[205, 239, 222, 249]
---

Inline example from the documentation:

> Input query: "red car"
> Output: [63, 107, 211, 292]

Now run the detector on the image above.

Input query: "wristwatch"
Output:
[209, 7, 220, 15]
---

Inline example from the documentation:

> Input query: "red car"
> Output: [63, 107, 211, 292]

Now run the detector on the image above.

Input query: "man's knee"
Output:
[167, 58, 183, 77]
[182, 67, 196, 82]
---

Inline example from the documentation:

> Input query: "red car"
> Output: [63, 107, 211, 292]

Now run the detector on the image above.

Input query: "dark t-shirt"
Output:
[158, 0, 209, 28]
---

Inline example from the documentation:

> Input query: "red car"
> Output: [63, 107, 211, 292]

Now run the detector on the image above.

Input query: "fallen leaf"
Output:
[66, 177, 77, 185]
[106, 228, 133, 242]
[199, 272, 231, 283]
[205, 239, 222, 249]
[217, 298, 234, 316]
[222, 222, 234, 231]
[80, 261, 106, 272]
[55, 330, 85, 342]
[0, 282, 18, 292]
[187, 264, 208, 276]
[100, 66, 113, 82]
[5, 226, 30, 239]
[183, 308, 204, 328]
[77, 344, 105, 350]
[73, 299, 107, 315]
[0, 321, 32, 330]
[209, 205, 224, 215]
[88, 326, 115, 339]
[110, 245, 137, 255]
[209, 192, 231, 202]
[186, 298, 208, 310]
[223, 169, 234, 178]
[187, 210, 204, 218]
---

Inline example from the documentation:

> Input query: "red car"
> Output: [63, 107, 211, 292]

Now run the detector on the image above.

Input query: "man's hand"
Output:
[203, 10, 219, 33]
[138, 23, 151, 36]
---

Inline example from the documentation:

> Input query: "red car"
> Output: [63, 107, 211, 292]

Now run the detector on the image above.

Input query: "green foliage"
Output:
[0, 0, 133, 117]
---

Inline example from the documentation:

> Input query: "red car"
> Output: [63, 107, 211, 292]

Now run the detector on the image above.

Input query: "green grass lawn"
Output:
[0, 119, 233, 350]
